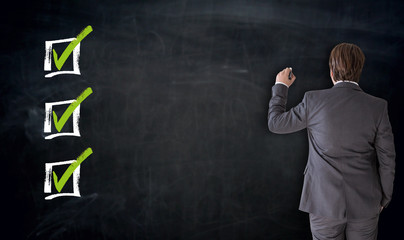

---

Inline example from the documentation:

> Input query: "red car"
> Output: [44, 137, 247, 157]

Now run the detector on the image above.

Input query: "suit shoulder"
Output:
[303, 88, 333, 99]
[305, 88, 332, 95]
[360, 91, 388, 108]
[305, 88, 387, 104]
[363, 92, 387, 103]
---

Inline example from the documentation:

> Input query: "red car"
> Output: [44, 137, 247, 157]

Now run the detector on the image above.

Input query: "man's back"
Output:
[268, 43, 395, 239]
[306, 82, 384, 157]
[289, 82, 395, 219]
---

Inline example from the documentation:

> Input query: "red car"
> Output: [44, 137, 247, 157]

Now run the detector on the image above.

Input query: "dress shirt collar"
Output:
[334, 80, 359, 86]
[332, 80, 362, 92]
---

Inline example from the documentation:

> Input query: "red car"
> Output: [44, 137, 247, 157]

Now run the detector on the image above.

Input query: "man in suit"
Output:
[267, 43, 395, 240]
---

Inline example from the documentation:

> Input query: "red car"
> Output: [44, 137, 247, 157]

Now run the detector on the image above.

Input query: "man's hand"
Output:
[276, 67, 296, 87]
[380, 206, 384, 213]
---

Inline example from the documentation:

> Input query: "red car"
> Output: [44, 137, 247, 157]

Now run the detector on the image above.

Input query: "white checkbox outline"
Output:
[44, 160, 81, 200]
[44, 38, 81, 78]
[44, 100, 81, 139]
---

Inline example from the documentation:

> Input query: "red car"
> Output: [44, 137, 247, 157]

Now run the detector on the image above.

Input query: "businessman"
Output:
[268, 43, 395, 240]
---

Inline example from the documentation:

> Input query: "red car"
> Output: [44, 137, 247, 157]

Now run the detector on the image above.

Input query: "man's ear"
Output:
[330, 70, 336, 84]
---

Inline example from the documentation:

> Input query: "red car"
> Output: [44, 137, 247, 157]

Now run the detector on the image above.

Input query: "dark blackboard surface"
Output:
[1, 0, 403, 239]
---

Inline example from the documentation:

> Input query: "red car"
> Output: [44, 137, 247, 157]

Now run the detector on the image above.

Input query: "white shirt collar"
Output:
[334, 80, 359, 86]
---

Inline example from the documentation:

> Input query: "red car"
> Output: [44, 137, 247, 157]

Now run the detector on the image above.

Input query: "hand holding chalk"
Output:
[275, 67, 296, 87]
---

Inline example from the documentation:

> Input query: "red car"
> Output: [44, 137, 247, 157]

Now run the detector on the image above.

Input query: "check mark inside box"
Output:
[44, 148, 92, 200]
[51, 163, 74, 192]
[44, 38, 81, 78]
[44, 160, 81, 200]
[44, 100, 81, 140]
[51, 42, 75, 70]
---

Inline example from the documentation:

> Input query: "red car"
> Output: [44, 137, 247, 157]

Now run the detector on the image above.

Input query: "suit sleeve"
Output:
[268, 84, 307, 134]
[375, 102, 396, 208]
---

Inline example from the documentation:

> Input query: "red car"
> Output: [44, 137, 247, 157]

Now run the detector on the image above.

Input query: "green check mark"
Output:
[53, 87, 93, 132]
[53, 148, 93, 193]
[53, 25, 93, 70]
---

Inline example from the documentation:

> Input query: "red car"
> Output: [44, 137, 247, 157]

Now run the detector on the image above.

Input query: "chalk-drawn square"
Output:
[44, 38, 81, 78]
[44, 100, 81, 139]
[44, 160, 81, 200]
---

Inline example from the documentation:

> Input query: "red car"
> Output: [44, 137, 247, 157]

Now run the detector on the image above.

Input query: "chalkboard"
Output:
[2, 0, 403, 239]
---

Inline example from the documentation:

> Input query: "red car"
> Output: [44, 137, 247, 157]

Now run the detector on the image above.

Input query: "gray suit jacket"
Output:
[268, 82, 395, 219]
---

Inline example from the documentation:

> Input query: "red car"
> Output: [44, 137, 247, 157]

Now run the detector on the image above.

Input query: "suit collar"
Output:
[332, 82, 362, 91]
